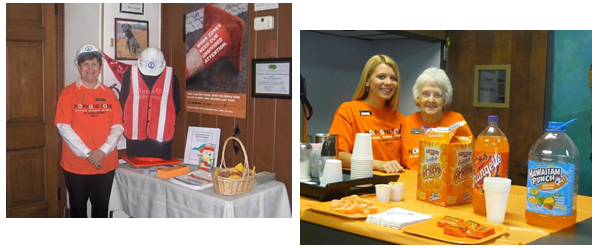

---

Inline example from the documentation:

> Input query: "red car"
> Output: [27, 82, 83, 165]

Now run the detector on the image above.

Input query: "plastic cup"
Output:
[319, 159, 343, 187]
[484, 177, 512, 224]
[352, 133, 373, 158]
[375, 184, 391, 203]
[389, 182, 405, 201]
[300, 143, 312, 182]
[309, 145, 321, 178]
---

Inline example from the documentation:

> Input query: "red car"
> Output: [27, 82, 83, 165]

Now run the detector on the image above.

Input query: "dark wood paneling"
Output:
[163, 3, 292, 210]
[278, 4, 292, 58]
[404, 30, 446, 41]
[447, 31, 548, 186]
[251, 7, 280, 174]
[274, 4, 292, 207]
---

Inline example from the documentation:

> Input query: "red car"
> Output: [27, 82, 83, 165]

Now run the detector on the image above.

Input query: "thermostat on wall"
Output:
[254, 16, 274, 31]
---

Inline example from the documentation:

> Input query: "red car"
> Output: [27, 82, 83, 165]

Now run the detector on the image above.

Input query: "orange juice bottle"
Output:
[472, 115, 509, 215]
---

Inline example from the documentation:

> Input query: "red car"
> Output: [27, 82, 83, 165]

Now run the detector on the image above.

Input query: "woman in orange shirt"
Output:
[55, 44, 124, 217]
[401, 67, 473, 171]
[329, 54, 405, 173]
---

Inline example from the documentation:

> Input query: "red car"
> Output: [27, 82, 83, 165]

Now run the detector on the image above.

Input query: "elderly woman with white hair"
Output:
[401, 67, 473, 171]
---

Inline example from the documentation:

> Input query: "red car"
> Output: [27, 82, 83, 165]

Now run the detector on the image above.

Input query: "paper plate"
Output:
[401, 215, 509, 244]
[308, 200, 393, 219]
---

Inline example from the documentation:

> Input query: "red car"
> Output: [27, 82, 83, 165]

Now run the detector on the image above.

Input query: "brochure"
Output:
[183, 127, 221, 172]
[169, 169, 214, 190]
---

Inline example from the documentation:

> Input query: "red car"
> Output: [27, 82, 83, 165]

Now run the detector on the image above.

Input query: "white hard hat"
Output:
[137, 47, 166, 76]
[74, 43, 103, 67]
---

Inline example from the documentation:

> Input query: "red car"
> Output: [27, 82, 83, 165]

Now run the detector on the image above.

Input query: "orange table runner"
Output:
[300, 169, 592, 245]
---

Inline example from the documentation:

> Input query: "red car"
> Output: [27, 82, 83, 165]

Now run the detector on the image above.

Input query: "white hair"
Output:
[412, 67, 453, 108]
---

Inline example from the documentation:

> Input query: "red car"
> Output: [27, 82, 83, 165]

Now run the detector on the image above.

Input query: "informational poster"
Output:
[185, 3, 248, 118]
[183, 127, 221, 172]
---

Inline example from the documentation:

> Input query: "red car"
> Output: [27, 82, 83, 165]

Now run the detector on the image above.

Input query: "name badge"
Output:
[359, 110, 372, 116]
[411, 128, 420, 134]
[95, 98, 106, 102]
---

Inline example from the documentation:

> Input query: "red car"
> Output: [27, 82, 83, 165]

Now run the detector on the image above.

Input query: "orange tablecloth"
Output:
[300, 169, 592, 245]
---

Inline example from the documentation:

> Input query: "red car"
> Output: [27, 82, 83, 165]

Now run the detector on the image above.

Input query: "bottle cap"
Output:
[547, 122, 565, 132]
[488, 115, 498, 123]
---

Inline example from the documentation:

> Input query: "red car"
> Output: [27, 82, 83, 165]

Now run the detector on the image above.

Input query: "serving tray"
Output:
[300, 170, 400, 201]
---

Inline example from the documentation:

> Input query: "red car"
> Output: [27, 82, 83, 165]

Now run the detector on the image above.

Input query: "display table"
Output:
[113, 163, 291, 218]
[300, 170, 592, 245]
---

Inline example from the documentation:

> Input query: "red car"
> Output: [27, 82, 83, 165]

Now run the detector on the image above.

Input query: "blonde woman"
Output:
[329, 54, 405, 173]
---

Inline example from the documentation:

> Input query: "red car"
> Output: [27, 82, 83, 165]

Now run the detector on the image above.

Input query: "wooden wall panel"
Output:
[447, 31, 548, 186]
[6, 3, 42, 26]
[162, 4, 292, 208]
[6, 41, 44, 124]
[161, 3, 189, 160]
[274, 4, 292, 207]
[7, 148, 46, 208]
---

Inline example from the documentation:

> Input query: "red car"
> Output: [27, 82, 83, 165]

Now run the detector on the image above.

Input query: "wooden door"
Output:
[6, 3, 61, 217]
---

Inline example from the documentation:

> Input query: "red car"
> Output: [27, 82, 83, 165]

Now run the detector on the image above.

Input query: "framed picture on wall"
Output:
[115, 18, 148, 60]
[473, 65, 511, 108]
[252, 58, 292, 99]
[120, 3, 144, 15]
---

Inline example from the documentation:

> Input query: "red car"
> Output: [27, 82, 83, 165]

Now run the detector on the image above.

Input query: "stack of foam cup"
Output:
[351, 133, 373, 179]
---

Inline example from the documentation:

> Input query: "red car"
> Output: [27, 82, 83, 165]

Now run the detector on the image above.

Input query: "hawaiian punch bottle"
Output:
[472, 115, 509, 215]
[526, 120, 579, 229]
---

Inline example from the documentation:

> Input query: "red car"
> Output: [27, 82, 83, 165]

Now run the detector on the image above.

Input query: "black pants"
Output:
[64, 169, 116, 218]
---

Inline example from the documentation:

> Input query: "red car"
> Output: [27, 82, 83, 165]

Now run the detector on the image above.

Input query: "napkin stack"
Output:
[366, 207, 432, 229]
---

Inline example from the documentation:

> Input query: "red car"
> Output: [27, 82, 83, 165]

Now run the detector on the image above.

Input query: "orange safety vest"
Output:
[123, 65, 176, 142]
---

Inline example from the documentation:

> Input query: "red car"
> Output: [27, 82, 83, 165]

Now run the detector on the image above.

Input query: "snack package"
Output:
[417, 121, 474, 207]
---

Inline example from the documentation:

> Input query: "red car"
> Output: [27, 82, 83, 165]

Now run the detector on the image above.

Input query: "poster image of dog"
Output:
[115, 18, 148, 60]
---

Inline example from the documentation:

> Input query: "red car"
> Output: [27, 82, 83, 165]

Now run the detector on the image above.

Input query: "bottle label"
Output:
[526, 160, 575, 216]
[472, 152, 509, 193]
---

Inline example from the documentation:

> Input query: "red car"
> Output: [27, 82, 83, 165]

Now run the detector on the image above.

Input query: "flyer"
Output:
[183, 127, 221, 172]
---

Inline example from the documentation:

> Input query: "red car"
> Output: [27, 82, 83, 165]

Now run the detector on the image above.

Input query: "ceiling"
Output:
[311, 30, 410, 41]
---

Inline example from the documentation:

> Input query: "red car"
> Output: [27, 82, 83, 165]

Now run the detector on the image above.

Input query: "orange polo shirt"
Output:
[55, 82, 123, 175]
[329, 100, 405, 164]
[401, 111, 473, 171]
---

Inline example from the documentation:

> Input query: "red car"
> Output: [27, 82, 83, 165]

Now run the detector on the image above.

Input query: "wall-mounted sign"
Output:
[252, 58, 292, 99]
[120, 3, 144, 15]
[255, 3, 279, 11]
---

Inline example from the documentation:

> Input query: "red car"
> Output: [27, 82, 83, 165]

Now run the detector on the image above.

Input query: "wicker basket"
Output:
[213, 137, 255, 195]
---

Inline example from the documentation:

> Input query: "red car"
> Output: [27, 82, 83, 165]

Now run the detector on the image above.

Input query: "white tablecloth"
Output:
[112, 163, 291, 218]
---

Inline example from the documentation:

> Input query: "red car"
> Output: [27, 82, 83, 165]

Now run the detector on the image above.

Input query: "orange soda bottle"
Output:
[472, 115, 509, 215]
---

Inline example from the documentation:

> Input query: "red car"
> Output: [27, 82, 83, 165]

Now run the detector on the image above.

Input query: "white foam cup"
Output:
[389, 182, 405, 201]
[484, 177, 512, 224]
[375, 184, 391, 203]
[352, 133, 373, 158]
[319, 159, 343, 187]
[350, 153, 373, 180]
